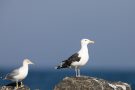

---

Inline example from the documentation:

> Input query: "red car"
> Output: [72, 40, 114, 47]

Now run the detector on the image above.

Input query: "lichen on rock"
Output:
[54, 76, 131, 90]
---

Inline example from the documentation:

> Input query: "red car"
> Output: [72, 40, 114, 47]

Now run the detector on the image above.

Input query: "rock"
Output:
[0, 82, 30, 90]
[54, 76, 131, 90]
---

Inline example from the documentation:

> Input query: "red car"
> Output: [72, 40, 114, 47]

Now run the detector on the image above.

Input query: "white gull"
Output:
[5, 59, 34, 89]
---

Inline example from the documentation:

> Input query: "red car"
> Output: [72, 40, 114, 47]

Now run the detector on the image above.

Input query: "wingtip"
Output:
[54, 66, 61, 69]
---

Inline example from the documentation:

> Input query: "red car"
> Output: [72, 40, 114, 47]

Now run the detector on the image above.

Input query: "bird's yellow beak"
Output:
[89, 40, 95, 44]
[29, 61, 34, 65]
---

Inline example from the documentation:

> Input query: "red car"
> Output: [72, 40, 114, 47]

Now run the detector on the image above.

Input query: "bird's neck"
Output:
[23, 63, 29, 69]
[80, 44, 88, 53]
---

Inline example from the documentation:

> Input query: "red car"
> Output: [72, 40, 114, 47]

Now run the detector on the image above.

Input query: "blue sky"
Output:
[0, 0, 135, 70]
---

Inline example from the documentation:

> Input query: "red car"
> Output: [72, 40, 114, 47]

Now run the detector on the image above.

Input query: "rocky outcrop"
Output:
[54, 76, 131, 90]
[0, 82, 30, 90]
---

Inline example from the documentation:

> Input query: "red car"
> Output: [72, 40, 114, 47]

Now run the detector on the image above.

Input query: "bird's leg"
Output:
[16, 81, 19, 89]
[75, 67, 78, 77]
[78, 68, 81, 77]
[21, 81, 24, 87]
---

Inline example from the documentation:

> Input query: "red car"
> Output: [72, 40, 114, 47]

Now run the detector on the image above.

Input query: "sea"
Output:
[0, 69, 134, 90]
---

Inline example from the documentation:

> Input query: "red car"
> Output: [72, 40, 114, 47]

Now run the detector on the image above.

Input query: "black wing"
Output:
[56, 53, 81, 69]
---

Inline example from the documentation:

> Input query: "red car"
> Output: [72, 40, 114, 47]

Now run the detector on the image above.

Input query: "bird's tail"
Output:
[55, 61, 69, 69]
[55, 65, 62, 69]
[55, 63, 64, 69]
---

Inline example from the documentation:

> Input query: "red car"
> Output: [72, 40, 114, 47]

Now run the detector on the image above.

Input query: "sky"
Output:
[0, 0, 135, 70]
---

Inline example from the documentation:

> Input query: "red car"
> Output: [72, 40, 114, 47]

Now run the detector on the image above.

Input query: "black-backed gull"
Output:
[56, 39, 94, 77]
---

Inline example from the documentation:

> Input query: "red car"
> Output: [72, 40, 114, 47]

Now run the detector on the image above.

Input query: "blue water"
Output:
[0, 69, 134, 90]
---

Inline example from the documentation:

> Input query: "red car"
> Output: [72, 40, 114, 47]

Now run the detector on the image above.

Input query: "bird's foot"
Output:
[20, 82, 24, 87]
[14, 86, 19, 90]
[14, 85, 23, 90]
[20, 85, 24, 88]
[21, 85, 24, 87]
[76, 75, 81, 77]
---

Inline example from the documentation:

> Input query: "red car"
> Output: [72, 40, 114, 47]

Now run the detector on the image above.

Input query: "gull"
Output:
[5, 59, 34, 89]
[56, 39, 94, 77]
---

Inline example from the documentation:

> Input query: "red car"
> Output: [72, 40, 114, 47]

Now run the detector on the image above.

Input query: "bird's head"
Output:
[23, 59, 34, 65]
[81, 39, 94, 45]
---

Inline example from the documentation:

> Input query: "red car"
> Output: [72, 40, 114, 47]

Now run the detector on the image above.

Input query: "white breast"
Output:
[14, 66, 28, 81]
[78, 51, 89, 66]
